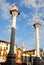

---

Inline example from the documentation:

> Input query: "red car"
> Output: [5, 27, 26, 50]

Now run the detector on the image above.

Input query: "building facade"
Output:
[0, 40, 10, 63]
[0, 40, 44, 64]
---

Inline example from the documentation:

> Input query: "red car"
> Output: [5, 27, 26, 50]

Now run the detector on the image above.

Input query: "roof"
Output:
[0, 40, 10, 44]
[23, 49, 35, 53]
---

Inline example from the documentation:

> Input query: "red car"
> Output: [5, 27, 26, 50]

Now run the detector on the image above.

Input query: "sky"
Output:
[0, 0, 44, 50]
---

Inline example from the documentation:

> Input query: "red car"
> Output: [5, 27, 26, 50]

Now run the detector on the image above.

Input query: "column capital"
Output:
[10, 4, 20, 16]
[33, 23, 41, 28]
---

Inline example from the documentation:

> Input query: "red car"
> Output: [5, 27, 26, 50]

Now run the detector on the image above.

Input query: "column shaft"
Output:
[12, 15, 16, 28]
[36, 27, 40, 57]
[10, 15, 16, 54]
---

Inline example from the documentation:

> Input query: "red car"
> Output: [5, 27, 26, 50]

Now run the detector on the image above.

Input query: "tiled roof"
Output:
[0, 40, 10, 44]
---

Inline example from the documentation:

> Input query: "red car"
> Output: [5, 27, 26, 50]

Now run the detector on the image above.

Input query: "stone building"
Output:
[0, 40, 24, 64]
[0, 40, 44, 64]
[0, 40, 10, 63]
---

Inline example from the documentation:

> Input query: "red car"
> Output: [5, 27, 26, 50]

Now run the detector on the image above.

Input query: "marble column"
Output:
[33, 18, 43, 65]
[33, 18, 41, 57]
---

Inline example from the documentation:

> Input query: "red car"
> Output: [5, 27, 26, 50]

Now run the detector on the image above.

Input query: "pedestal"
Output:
[33, 57, 44, 65]
[1, 54, 18, 65]
[2, 59, 17, 65]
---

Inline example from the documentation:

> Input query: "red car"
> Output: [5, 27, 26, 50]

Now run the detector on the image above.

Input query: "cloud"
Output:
[20, 12, 29, 19]
[5, 25, 11, 29]
[21, 0, 44, 8]
[27, 9, 44, 26]
[20, 0, 44, 26]
[27, 18, 35, 26]
[21, 0, 36, 8]
[4, 29, 11, 34]
[40, 26, 44, 38]
[38, 0, 44, 7]
[3, 25, 11, 35]
[0, 0, 11, 19]
[21, 0, 44, 20]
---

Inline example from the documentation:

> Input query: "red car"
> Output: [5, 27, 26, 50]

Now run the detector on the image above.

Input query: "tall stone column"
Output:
[2, 4, 20, 65]
[33, 18, 41, 57]
[33, 18, 43, 65]
[9, 4, 19, 55]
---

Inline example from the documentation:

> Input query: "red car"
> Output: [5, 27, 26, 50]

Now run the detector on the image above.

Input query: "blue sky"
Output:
[0, 0, 44, 50]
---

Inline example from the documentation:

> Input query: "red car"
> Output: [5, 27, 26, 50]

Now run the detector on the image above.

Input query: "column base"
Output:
[22, 63, 27, 65]
[1, 53, 18, 65]
[33, 57, 44, 65]
[1, 59, 18, 65]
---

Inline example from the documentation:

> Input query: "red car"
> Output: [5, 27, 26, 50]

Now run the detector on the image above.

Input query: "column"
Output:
[2, 4, 20, 65]
[33, 18, 41, 57]
[10, 4, 19, 54]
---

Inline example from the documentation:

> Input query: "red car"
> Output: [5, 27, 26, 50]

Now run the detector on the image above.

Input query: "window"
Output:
[0, 46, 2, 51]
[4, 47, 6, 51]
[6, 47, 8, 50]
[3, 52, 7, 56]
[0, 52, 1, 56]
